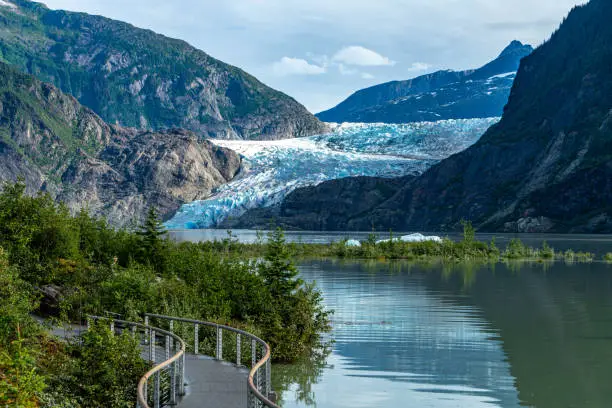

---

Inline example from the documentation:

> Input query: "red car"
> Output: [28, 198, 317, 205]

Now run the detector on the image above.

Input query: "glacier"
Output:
[165, 118, 499, 229]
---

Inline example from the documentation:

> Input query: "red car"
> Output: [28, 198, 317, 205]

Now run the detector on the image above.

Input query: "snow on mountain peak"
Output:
[488, 72, 516, 80]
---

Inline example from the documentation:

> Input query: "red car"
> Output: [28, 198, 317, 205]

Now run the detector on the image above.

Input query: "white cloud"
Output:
[361, 72, 375, 79]
[42, 0, 585, 112]
[407, 62, 432, 72]
[332, 46, 395, 66]
[337, 64, 358, 76]
[272, 57, 326, 76]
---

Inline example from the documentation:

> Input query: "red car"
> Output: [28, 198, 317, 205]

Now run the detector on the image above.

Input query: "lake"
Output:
[170, 231, 612, 407]
[274, 260, 612, 408]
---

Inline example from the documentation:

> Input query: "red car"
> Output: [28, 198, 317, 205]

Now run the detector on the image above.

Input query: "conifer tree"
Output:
[259, 228, 303, 299]
[138, 207, 167, 273]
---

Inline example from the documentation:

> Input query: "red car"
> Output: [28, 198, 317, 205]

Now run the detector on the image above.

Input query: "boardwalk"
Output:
[143, 345, 249, 408]
[181, 355, 248, 408]
[44, 315, 275, 408]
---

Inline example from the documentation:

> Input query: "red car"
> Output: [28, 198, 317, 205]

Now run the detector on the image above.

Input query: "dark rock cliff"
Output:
[221, 176, 411, 231]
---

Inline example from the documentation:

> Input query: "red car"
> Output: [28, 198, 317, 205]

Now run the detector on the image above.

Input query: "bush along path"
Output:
[0, 181, 331, 407]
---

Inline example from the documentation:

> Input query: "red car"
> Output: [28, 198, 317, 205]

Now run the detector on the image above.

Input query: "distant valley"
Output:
[237, 0, 612, 233]
[1, 0, 609, 234]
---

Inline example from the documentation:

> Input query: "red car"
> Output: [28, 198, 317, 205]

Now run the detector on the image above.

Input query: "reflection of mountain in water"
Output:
[295, 261, 521, 408]
[421, 263, 612, 408]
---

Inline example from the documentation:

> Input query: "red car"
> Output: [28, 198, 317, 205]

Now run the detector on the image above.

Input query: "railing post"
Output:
[144, 315, 149, 345]
[266, 357, 272, 397]
[154, 371, 161, 408]
[194, 323, 199, 355]
[180, 352, 186, 395]
[165, 335, 170, 360]
[131, 324, 137, 337]
[170, 348, 177, 405]
[169, 319, 174, 333]
[257, 356, 263, 400]
[216, 326, 223, 360]
[149, 329, 155, 363]
[109, 320, 115, 335]
[251, 339, 257, 401]
[236, 334, 242, 366]
[251, 339, 257, 368]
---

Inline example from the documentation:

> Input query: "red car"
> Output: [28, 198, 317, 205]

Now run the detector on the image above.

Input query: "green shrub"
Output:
[65, 321, 149, 408]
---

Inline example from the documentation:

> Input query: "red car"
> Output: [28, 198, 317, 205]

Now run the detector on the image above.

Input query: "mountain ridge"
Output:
[316, 41, 533, 124]
[232, 0, 612, 233]
[0, 0, 328, 140]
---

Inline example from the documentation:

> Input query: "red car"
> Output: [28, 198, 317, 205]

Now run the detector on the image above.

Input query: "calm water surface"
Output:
[170, 231, 612, 407]
[274, 260, 612, 408]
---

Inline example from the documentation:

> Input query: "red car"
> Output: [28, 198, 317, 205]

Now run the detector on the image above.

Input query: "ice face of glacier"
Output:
[165, 118, 499, 229]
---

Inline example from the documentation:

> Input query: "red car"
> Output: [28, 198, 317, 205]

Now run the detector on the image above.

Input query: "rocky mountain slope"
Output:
[317, 41, 533, 124]
[235, 0, 612, 233]
[0, 0, 327, 140]
[221, 176, 412, 231]
[0, 60, 241, 226]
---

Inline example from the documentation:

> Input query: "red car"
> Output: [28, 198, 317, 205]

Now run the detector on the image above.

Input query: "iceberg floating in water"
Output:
[376, 233, 443, 244]
[166, 118, 498, 229]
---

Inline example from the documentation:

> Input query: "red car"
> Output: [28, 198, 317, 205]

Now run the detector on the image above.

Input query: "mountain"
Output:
[233, 0, 612, 233]
[0, 60, 241, 226]
[164, 119, 497, 229]
[0, 0, 327, 140]
[317, 41, 533, 124]
[220, 176, 413, 231]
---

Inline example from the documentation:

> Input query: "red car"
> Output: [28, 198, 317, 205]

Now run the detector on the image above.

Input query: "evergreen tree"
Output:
[137, 207, 167, 273]
[259, 228, 303, 299]
[461, 219, 476, 244]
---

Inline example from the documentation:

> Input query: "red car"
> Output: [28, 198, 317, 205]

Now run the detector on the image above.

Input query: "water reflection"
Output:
[430, 262, 612, 408]
[273, 344, 333, 406]
[276, 260, 612, 407]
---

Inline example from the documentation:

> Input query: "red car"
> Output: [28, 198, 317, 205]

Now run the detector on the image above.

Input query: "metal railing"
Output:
[145, 313, 280, 408]
[87, 315, 186, 408]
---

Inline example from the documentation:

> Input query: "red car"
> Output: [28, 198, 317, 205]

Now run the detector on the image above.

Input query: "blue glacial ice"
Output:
[165, 118, 499, 229]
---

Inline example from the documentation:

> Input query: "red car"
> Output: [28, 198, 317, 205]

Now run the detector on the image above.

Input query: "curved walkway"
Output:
[181, 355, 248, 408]
[83, 314, 278, 408]
[44, 314, 275, 408]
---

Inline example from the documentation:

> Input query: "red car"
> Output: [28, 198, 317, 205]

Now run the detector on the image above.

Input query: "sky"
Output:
[42, 0, 586, 113]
